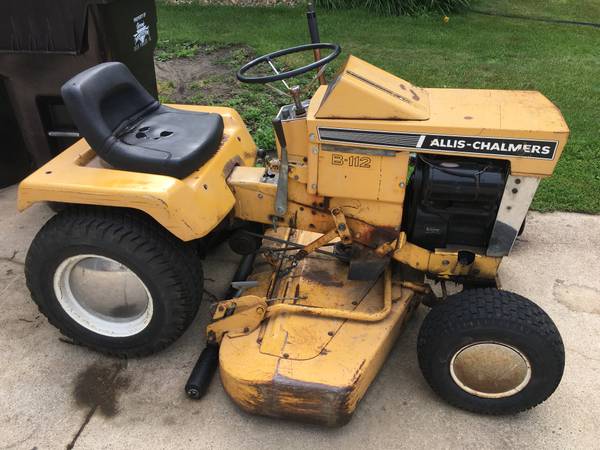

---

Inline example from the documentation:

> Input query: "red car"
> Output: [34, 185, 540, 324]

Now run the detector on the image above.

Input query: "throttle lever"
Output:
[272, 118, 289, 217]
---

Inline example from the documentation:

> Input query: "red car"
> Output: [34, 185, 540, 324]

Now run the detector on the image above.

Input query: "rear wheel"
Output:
[25, 206, 203, 357]
[417, 288, 564, 414]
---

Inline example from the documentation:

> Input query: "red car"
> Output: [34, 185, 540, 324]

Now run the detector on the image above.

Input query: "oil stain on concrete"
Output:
[73, 362, 131, 417]
[554, 280, 600, 315]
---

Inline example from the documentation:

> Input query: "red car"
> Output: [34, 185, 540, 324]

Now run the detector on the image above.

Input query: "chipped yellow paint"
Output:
[229, 167, 403, 249]
[392, 232, 502, 279]
[207, 295, 268, 343]
[18, 105, 256, 241]
[218, 230, 419, 426]
[315, 55, 431, 120]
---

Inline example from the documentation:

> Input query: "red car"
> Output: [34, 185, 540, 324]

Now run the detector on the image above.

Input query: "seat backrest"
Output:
[61, 62, 159, 155]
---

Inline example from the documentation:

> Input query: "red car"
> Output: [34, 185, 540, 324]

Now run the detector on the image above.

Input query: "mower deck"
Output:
[218, 230, 419, 426]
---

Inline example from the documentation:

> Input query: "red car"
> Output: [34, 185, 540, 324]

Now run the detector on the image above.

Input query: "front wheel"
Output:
[25, 206, 203, 357]
[417, 288, 564, 415]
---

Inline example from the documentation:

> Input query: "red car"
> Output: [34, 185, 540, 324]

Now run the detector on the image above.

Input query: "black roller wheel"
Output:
[417, 288, 564, 415]
[227, 222, 264, 256]
[25, 206, 203, 357]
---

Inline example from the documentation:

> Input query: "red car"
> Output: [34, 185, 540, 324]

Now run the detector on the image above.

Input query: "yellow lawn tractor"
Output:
[18, 6, 567, 426]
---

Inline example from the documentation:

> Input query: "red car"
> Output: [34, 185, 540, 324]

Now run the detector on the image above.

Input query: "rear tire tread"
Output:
[25, 206, 203, 357]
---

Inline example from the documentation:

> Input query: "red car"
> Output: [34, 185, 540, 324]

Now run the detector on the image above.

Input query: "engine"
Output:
[403, 154, 508, 251]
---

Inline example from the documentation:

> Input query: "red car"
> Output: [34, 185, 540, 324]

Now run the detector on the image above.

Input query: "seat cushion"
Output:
[61, 63, 224, 179]
[106, 105, 224, 179]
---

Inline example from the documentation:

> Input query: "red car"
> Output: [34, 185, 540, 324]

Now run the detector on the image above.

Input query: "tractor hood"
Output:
[315, 55, 430, 120]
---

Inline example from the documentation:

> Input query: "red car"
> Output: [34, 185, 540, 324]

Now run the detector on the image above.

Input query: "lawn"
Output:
[155, 1, 600, 213]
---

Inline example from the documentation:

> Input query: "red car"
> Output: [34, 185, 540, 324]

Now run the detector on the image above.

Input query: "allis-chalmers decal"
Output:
[318, 128, 558, 160]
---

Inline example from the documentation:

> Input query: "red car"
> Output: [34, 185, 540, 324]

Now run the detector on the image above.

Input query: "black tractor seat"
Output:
[61, 62, 224, 179]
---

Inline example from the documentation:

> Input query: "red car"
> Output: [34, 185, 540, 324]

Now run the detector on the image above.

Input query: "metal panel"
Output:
[319, 127, 421, 148]
[315, 55, 430, 121]
[487, 175, 540, 257]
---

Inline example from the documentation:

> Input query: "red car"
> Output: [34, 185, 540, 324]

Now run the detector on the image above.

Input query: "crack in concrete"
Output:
[1, 427, 39, 449]
[0, 250, 25, 266]
[0, 276, 19, 299]
[66, 405, 97, 450]
[203, 288, 219, 302]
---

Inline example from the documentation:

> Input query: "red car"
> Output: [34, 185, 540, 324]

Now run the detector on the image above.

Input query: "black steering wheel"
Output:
[236, 43, 341, 84]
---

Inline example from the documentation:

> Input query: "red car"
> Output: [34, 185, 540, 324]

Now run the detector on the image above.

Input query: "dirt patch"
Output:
[155, 45, 253, 104]
[154, 44, 283, 149]
[73, 362, 131, 417]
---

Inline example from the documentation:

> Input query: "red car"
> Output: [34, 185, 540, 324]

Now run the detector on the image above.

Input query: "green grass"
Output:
[316, 0, 470, 15]
[156, 1, 600, 213]
[472, 0, 600, 23]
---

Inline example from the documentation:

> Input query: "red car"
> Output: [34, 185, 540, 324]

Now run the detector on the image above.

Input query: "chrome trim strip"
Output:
[487, 175, 540, 257]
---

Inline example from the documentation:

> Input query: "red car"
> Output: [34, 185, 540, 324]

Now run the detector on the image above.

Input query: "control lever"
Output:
[272, 118, 289, 217]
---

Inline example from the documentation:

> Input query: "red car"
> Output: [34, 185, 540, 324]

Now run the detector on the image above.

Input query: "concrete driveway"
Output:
[1, 183, 599, 449]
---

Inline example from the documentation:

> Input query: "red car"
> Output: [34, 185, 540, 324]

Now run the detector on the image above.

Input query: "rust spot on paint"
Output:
[303, 269, 344, 288]
[349, 220, 397, 247]
[223, 155, 243, 178]
[352, 359, 367, 383]
[249, 375, 354, 427]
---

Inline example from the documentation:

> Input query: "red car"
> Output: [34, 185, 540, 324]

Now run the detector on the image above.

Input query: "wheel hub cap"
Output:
[450, 342, 531, 398]
[53, 255, 153, 337]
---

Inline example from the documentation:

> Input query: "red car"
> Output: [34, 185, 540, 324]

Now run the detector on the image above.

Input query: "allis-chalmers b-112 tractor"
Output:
[18, 6, 566, 426]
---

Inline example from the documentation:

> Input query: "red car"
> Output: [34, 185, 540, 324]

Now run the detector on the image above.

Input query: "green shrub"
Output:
[315, 0, 470, 15]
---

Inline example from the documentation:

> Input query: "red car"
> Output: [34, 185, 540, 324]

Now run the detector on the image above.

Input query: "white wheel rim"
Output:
[53, 254, 153, 337]
[450, 341, 532, 399]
